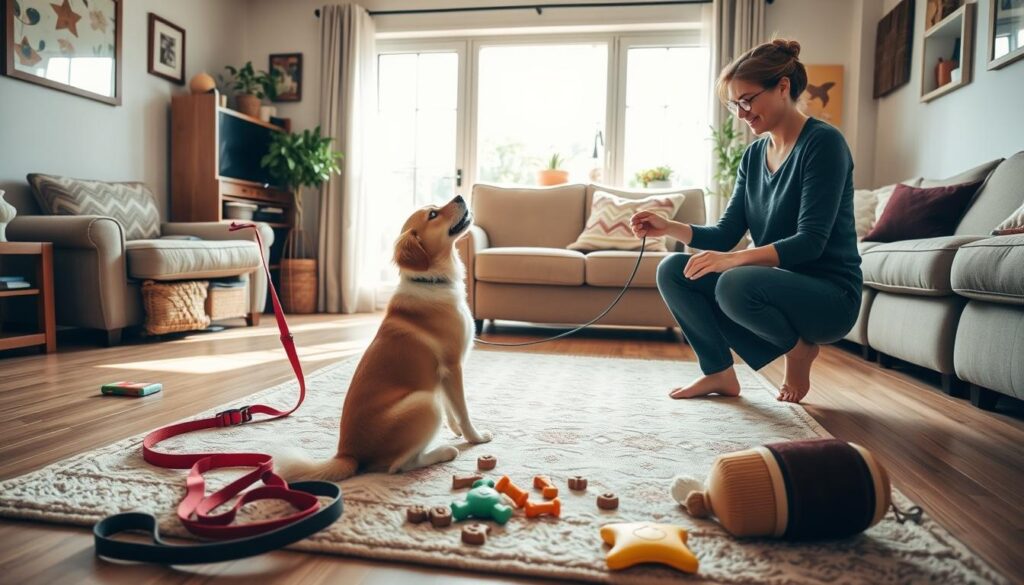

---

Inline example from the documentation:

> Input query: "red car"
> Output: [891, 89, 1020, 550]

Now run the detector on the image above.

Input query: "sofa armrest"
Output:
[455, 225, 490, 314]
[8, 214, 125, 251]
[161, 221, 275, 315]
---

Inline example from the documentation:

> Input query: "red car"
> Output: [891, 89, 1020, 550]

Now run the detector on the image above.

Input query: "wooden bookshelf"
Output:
[0, 242, 55, 353]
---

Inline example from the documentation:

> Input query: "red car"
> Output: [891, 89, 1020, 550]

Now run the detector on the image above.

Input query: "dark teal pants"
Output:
[656, 253, 860, 374]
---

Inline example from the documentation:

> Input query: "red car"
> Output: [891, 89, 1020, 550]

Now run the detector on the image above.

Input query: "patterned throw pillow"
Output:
[568, 190, 684, 252]
[992, 201, 1024, 235]
[27, 173, 161, 240]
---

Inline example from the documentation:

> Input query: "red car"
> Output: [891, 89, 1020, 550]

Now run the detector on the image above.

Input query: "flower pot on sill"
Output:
[281, 258, 317, 314]
[236, 94, 262, 118]
[646, 180, 673, 189]
[538, 169, 570, 186]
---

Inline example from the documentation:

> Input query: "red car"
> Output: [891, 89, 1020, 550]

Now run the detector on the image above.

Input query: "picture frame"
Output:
[270, 52, 302, 102]
[873, 0, 915, 99]
[3, 0, 122, 105]
[147, 13, 184, 84]
[988, 0, 1024, 70]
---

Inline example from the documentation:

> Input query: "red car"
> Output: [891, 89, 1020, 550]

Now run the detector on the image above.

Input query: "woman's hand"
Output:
[683, 250, 740, 280]
[630, 211, 670, 238]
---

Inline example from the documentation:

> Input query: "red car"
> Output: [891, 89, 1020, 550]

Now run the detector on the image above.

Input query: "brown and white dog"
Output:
[275, 195, 491, 481]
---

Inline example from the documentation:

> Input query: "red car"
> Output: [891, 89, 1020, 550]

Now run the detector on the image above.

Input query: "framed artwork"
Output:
[988, 0, 1024, 70]
[798, 65, 843, 128]
[147, 13, 184, 84]
[270, 52, 301, 102]
[874, 0, 915, 98]
[3, 0, 122, 105]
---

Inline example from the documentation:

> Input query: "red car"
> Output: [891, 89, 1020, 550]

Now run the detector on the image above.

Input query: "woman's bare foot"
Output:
[778, 339, 820, 403]
[670, 367, 741, 399]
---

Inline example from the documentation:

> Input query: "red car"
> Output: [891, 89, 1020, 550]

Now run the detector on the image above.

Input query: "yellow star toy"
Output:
[600, 522, 699, 574]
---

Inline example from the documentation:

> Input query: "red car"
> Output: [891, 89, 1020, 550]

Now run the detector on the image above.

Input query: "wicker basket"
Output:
[206, 284, 249, 321]
[281, 258, 317, 314]
[142, 280, 211, 335]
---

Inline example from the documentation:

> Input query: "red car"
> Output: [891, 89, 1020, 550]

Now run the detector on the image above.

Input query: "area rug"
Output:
[0, 351, 1005, 584]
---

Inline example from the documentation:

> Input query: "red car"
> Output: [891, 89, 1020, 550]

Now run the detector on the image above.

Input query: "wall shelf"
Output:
[921, 3, 974, 103]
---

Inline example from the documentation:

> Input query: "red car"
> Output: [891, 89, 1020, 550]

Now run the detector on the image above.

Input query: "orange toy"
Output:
[600, 522, 698, 574]
[494, 475, 530, 508]
[533, 475, 559, 499]
[525, 498, 561, 518]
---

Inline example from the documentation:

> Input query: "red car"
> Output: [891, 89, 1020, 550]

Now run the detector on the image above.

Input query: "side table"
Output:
[0, 242, 56, 353]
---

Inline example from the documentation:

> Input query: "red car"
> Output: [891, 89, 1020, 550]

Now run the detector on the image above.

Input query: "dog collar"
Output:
[410, 275, 452, 285]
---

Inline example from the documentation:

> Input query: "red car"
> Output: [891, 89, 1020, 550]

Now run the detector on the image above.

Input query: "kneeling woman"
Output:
[631, 39, 861, 403]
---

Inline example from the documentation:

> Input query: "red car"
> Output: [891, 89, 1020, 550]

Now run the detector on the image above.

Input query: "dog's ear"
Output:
[395, 230, 430, 271]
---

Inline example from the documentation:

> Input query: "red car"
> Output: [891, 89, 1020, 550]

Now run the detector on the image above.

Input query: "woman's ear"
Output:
[395, 229, 430, 271]
[777, 76, 791, 99]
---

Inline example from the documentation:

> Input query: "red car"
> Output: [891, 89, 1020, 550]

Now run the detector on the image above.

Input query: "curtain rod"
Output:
[312, 1, 759, 19]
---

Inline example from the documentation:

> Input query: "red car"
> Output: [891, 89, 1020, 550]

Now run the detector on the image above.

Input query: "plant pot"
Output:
[537, 169, 570, 186]
[280, 258, 317, 314]
[236, 94, 262, 118]
[647, 180, 673, 189]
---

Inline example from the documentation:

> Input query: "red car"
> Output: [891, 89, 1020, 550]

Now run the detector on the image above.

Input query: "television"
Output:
[218, 112, 280, 186]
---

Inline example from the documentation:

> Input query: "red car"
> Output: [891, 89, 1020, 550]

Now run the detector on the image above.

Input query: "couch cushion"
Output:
[950, 235, 1024, 305]
[584, 250, 669, 288]
[861, 236, 985, 296]
[858, 240, 882, 254]
[475, 247, 584, 286]
[569, 191, 684, 252]
[471, 183, 586, 248]
[27, 173, 161, 240]
[954, 152, 1024, 236]
[126, 239, 261, 280]
[585, 184, 705, 251]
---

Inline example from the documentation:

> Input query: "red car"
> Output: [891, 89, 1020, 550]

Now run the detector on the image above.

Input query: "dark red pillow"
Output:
[863, 180, 984, 242]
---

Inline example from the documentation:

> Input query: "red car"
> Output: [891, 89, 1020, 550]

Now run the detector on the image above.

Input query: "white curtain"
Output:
[317, 4, 379, 313]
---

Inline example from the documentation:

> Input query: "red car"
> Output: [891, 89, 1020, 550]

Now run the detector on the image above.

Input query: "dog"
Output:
[275, 195, 492, 481]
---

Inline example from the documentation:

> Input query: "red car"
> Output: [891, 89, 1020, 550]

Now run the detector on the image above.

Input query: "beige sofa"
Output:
[846, 152, 1024, 405]
[8, 174, 272, 345]
[456, 183, 705, 332]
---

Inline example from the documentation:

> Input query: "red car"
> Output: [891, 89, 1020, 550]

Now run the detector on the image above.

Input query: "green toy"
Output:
[451, 478, 514, 525]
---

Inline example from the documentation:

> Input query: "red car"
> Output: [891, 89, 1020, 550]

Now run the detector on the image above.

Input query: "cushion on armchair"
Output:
[27, 173, 161, 240]
[126, 239, 261, 280]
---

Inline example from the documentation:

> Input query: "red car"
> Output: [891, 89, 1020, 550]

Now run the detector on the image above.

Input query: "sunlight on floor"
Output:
[173, 316, 382, 343]
[98, 339, 371, 373]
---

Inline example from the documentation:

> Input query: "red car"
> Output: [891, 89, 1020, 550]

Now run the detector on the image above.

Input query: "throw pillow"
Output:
[568, 190, 684, 252]
[852, 188, 878, 240]
[863, 180, 984, 243]
[992, 201, 1024, 235]
[27, 173, 161, 240]
[873, 177, 923, 224]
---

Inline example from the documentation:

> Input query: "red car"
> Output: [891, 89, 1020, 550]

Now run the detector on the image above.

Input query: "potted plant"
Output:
[222, 61, 278, 118]
[635, 166, 674, 188]
[708, 122, 746, 220]
[537, 153, 570, 186]
[261, 126, 343, 314]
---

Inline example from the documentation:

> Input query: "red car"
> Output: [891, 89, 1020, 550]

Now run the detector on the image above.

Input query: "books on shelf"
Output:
[0, 276, 27, 283]
[0, 280, 31, 290]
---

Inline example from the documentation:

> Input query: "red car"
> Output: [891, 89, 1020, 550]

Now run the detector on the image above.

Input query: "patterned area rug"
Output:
[0, 351, 1005, 584]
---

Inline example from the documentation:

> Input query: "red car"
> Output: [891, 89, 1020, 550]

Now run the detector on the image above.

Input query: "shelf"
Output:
[217, 106, 286, 132]
[920, 3, 974, 103]
[0, 331, 46, 351]
[0, 288, 39, 298]
[925, 5, 964, 38]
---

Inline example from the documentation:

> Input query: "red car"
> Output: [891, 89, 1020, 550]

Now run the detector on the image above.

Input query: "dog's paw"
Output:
[465, 429, 493, 444]
[446, 417, 464, 438]
[437, 445, 460, 463]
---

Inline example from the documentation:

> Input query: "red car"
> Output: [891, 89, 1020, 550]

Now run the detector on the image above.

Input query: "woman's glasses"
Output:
[726, 87, 768, 115]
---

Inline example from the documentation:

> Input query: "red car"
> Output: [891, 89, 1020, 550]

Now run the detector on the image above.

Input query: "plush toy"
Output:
[672, 438, 922, 540]
[451, 478, 514, 525]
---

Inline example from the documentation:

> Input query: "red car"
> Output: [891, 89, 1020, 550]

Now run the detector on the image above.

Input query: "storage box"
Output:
[206, 283, 248, 320]
[141, 280, 210, 335]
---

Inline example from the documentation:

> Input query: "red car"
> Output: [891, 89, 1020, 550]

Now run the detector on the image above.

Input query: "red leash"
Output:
[141, 222, 313, 539]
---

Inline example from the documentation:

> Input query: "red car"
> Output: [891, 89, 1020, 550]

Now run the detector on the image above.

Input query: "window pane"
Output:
[623, 46, 710, 189]
[477, 44, 607, 185]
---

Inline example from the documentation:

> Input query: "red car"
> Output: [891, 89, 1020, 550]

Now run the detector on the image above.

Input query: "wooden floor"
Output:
[1, 314, 1022, 584]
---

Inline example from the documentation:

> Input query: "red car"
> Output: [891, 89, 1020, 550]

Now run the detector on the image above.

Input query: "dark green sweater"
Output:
[691, 117, 862, 299]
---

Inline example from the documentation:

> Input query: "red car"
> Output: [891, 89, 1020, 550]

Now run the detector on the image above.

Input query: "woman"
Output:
[631, 39, 861, 404]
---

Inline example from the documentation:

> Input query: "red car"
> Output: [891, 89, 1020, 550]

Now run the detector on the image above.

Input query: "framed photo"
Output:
[798, 65, 844, 128]
[988, 0, 1024, 70]
[147, 13, 184, 84]
[270, 53, 302, 102]
[3, 0, 122, 105]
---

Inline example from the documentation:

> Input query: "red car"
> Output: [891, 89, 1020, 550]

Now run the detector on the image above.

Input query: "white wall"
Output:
[0, 0, 249, 217]
[872, 0, 1024, 185]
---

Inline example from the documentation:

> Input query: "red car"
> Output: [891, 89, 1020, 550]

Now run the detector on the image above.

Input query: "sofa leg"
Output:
[104, 328, 123, 347]
[969, 385, 999, 411]
[940, 374, 967, 397]
[860, 345, 876, 361]
[876, 352, 894, 368]
[246, 312, 261, 327]
[474, 319, 483, 335]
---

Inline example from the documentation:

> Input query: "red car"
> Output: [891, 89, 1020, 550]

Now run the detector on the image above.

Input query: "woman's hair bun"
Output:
[772, 38, 801, 59]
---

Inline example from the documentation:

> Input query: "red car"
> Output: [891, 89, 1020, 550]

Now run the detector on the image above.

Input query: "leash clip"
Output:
[215, 406, 253, 427]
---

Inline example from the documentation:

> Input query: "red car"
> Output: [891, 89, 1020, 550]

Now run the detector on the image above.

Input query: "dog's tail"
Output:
[271, 447, 358, 482]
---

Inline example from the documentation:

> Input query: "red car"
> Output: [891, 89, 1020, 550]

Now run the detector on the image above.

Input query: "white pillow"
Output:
[993, 201, 1024, 235]
[568, 190, 684, 252]
[853, 188, 878, 240]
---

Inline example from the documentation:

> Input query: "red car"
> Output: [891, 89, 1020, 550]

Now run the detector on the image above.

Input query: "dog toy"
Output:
[494, 475, 529, 508]
[672, 438, 921, 539]
[477, 455, 497, 470]
[568, 476, 588, 491]
[600, 522, 698, 573]
[406, 505, 429, 524]
[428, 506, 452, 527]
[525, 498, 561, 518]
[533, 475, 558, 499]
[452, 473, 483, 489]
[101, 381, 162, 397]
[451, 478, 514, 525]
[461, 523, 491, 545]
[597, 492, 619, 510]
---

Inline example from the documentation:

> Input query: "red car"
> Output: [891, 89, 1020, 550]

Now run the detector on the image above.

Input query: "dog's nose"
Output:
[454, 195, 465, 205]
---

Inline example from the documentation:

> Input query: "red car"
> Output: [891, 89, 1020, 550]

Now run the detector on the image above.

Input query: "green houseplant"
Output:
[222, 61, 279, 118]
[538, 153, 569, 186]
[261, 126, 343, 313]
[635, 166, 673, 188]
[708, 121, 747, 221]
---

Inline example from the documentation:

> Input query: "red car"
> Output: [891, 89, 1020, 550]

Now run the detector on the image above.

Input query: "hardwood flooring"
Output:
[1, 314, 1021, 583]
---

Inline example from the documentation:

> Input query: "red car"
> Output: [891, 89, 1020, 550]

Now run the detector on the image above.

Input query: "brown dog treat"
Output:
[406, 505, 429, 524]
[429, 506, 453, 527]
[568, 476, 588, 491]
[477, 455, 497, 470]
[452, 474, 484, 489]
[461, 523, 491, 545]
[597, 492, 619, 510]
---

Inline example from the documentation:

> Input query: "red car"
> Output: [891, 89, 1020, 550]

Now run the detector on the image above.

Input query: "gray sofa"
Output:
[845, 152, 1024, 407]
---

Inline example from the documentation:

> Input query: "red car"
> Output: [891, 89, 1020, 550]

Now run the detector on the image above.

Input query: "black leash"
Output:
[474, 236, 648, 347]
